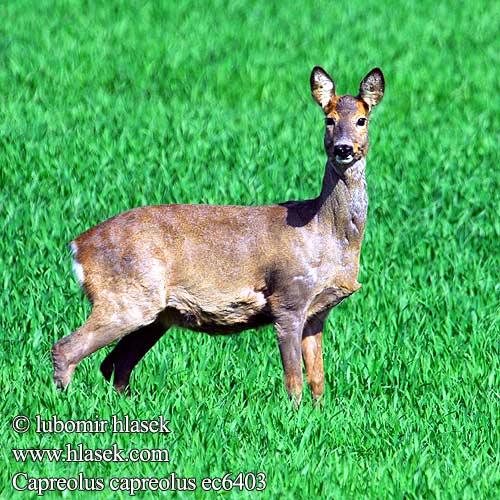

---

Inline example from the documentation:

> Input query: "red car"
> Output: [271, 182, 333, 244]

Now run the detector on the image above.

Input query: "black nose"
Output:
[333, 144, 354, 158]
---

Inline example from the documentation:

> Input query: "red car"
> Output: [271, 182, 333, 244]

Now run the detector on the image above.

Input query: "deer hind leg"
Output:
[301, 313, 327, 403]
[275, 314, 306, 407]
[100, 321, 167, 393]
[52, 306, 159, 390]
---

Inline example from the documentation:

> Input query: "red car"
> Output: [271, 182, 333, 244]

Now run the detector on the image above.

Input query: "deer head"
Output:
[310, 66, 384, 169]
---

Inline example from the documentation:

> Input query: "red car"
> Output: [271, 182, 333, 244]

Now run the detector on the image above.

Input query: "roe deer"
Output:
[52, 66, 384, 405]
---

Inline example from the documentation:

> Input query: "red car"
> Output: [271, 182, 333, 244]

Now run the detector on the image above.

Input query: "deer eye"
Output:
[325, 117, 335, 126]
[356, 117, 367, 126]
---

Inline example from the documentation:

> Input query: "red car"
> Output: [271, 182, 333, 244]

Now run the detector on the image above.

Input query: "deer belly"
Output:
[161, 287, 272, 334]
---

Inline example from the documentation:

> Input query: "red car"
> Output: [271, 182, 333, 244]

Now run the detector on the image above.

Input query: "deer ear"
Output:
[310, 66, 336, 110]
[359, 68, 385, 109]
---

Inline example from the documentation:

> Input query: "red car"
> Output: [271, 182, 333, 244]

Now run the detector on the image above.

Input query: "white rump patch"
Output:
[70, 241, 85, 287]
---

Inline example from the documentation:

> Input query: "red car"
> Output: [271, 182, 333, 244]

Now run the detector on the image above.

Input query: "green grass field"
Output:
[1, 0, 499, 498]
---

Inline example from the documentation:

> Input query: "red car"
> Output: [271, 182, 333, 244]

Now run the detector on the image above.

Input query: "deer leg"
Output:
[100, 321, 167, 393]
[52, 309, 157, 390]
[302, 313, 327, 403]
[275, 314, 305, 407]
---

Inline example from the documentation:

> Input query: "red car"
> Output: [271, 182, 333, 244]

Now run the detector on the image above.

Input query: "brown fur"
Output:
[52, 66, 385, 405]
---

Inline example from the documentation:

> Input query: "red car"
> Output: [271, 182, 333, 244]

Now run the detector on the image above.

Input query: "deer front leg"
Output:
[275, 314, 305, 407]
[302, 312, 328, 403]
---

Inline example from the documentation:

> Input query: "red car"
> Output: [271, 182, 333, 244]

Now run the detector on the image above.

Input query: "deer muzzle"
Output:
[333, 143, 354, 164]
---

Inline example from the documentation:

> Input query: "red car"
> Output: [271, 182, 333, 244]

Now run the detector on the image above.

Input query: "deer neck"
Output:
[316, 157, 368, 249]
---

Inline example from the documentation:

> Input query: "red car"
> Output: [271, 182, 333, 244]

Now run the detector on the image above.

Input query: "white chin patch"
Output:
[335, 155, 353, 164]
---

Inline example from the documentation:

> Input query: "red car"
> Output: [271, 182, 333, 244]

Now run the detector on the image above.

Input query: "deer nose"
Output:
[333, 144, 354, 159]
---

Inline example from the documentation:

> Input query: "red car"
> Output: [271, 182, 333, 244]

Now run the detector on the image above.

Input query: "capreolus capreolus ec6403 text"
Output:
[52, 66, 385, 405]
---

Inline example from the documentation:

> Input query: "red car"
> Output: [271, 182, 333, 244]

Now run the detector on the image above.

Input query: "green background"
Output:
[1, 0, 499, 498]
